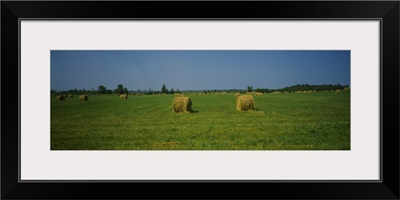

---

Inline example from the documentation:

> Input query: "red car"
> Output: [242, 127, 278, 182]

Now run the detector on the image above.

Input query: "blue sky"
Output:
[51, 50, 350, 91]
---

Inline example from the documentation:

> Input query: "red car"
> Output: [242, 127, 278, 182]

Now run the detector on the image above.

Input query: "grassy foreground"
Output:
[51, 92, 350, 150]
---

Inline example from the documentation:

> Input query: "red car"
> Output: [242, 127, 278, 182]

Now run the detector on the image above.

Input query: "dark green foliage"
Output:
[161, 84, 168, 94]
[254, 84, 347, 93]
[247, 86, 253, 92]
[117, 84, 124, 95]
[98, 85, 107, 94]
[278, 84, 345, 92]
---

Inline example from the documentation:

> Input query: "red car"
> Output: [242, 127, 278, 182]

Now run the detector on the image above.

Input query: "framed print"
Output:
[2, 1, 399, 199]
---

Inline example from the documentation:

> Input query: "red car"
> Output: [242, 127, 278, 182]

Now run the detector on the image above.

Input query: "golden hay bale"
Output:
[174, 93, 184, 97]
[255, 92, 263, 96]
[120, 94, 128, 99]
[236, 95, 255, 111]
[56, 95, 65, 101]
[173, 96, 192, 113]
[235, 93, 241, 98]
[79, 95, 88, 101]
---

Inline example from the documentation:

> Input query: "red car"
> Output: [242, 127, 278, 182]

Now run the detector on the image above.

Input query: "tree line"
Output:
[51, 83, 349, 96]
[51, 84, 129, 96]
[253, 84, 348, 93]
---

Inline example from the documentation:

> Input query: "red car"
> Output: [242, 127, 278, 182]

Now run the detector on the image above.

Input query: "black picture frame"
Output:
[2, 1, 399, 199]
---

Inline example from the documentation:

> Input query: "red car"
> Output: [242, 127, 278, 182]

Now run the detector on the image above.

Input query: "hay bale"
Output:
[173, 96, 192, 113]
[56, 95, 65, 101]
[235, 93, 241, 98]
[236, 95, 255, 111]
[120, 94, 128, 99]
[79, 95, 88, 101]
[255, 92, 263, 96]
[174, 93, 184, 97]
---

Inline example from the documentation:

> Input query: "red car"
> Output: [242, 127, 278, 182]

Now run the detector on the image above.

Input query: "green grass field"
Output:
[51, 92, 350, 150]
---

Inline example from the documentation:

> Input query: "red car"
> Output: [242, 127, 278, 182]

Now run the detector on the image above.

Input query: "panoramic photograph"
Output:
[51, 50, 350, 150]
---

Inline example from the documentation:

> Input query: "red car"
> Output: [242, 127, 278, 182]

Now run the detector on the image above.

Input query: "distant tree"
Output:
[176, 88, 180, 94]
[123, 87, 128, 94]
[170, 88, 175, 94]
[161, 84, 168, 94]
[247, 86, 253, 92]
[98, 85, 107, 94]
[117, 84, 124, 95]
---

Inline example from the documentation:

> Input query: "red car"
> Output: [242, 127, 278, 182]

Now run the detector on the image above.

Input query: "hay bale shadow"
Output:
[188, 109, 199, 113]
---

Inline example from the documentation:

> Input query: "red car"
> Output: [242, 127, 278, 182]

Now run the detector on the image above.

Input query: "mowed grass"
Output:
[51, 92, 350, 150]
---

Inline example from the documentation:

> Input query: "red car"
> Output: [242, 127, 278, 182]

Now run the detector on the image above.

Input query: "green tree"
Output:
[247, 86, 253, 92]
[161, 84, 168, 94]
[123, 87, 128, 94]
[176, 88, 180, 94]
[98, 85, 107, 94]
[170, 88, 174, 94]
[117, 84, 124, 95]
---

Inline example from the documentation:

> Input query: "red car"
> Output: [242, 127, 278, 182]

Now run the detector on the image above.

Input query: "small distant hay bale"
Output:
[173, 96, 192, 113]
[56, 95, 65, 101]
[255, 92, 263, 96]
[174, 93, 184, 97]
[79, 95, 88, 101]
[120, 94, 128, 99]
[236, 95, 255, 111]
[69, 94, 73, 98]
